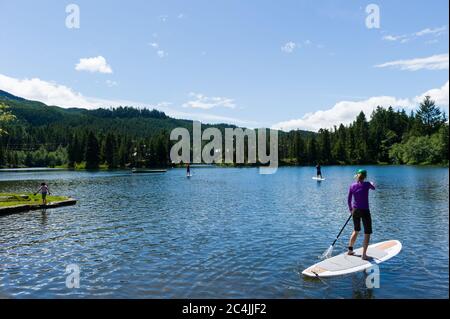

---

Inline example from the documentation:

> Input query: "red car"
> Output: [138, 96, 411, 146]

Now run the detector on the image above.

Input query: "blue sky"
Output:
[0, 0, 448, 131]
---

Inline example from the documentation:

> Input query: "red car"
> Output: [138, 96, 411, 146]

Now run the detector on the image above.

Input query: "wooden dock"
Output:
[131, 169, 167, 174]
[0, 199, 77, 216]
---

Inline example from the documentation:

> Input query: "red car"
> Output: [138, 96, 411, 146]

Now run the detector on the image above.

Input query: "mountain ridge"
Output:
[0, 89, 313, 136]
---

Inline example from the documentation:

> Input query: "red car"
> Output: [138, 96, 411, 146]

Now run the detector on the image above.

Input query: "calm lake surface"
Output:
[0, 166, 448, 299]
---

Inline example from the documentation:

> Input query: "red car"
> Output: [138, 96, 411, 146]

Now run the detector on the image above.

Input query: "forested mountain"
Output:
[0, 91, 310, 168]
[0, 90, 448, 169]
[0, 90, 26, 101]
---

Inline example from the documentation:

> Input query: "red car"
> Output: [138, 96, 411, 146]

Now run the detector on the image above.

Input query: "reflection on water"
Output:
[0, 166, 448, 298]
[39, 210, 48, 227]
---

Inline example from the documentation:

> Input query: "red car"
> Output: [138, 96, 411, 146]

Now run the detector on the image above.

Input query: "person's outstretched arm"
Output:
[369, 181, 376, 190]
[34, 186, 42, 195]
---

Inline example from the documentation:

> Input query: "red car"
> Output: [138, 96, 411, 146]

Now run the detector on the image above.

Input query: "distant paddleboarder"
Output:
[316, 163, 323, 179]
[186, 163, 191, 177]
[34, 182, 51, 205]
[347, 169, 375, 260]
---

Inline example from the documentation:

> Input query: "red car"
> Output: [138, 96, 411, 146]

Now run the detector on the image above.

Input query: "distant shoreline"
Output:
[0, 167, 66, 172]
[0, 163, 448, 173]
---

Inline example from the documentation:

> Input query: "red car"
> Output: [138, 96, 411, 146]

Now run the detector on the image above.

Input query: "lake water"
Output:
[0, 166, 448, 299]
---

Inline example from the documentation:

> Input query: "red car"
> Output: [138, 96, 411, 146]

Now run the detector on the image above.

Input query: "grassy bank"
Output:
[0, 193, 70, 208]
[55, 162, 110, 170]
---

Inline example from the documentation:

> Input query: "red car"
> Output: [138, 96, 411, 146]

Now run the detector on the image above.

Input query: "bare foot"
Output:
[347, 250, 355, 256]
[362, 255, 371, 260]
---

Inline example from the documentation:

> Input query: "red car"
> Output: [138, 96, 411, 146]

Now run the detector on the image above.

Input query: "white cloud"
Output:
[182, 93, 236, 110]
[75, 56, 113, 74]
[383, 35, 410, 43]
[157, 50, 167, 58]
[272, 81, 449, 132]
[281, 42, 297, 53]
[282, 40, 324, 53]
[0, 73, 115, 108]
[159, 15, 169, 22]
[106, 80, 118, 87]
[375, 54, 449, 71]
[273, 97, 411, 132]
[415, 26, 447, 37]
[149, 42, 167, 58]
[383, 35, 405, 42]
[383, 25, 447, 43]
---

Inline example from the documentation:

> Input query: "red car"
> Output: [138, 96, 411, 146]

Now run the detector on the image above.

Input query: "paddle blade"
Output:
[320, 245, 334, 259]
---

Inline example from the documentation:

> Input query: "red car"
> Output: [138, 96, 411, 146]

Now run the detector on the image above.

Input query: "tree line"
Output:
[67, 130, 170, 169]
[276, 96, 448, 165]
[0, 96, 448, 169]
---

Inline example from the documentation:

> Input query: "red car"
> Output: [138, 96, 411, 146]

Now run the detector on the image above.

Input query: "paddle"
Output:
[320, 214, 353, 259]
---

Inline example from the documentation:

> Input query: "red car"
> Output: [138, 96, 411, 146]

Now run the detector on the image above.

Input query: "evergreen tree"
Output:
[67, 134, 78, 167]
[294, 131, 306, 164]
[307, 137, 318, 164]
[439, 124, 449, 163]
[118, 137, 131, 167]
[354, 112, 370, 163]
[332, 124, 347, 163]
[156, 136, 166, 166]
[76, 134, 86, 163]
[0, 140, 5, 167]
[346, 127, 356, 164]
[416, 96, 445, 136]
[318, 129, 332, 164]
[102, 133, 118, 169]
[85, 132, 100, 169]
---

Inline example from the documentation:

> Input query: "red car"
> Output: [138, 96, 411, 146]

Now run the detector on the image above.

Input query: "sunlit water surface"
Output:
[0, 166, 448, 299]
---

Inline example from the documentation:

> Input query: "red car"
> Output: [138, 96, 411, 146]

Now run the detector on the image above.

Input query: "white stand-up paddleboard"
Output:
[302, 240, 402, 278]
[312, 177, 326, 181]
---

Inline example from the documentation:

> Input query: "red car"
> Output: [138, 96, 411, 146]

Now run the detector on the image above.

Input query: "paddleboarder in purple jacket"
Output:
[347, 169, 376, 260]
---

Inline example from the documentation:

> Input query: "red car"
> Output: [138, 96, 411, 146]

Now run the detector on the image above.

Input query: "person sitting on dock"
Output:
[34, 183, 51, 205]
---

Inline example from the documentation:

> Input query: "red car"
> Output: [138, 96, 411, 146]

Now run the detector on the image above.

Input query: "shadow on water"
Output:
[351, 273, 375, 299]
[297, 267, 375, 299]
